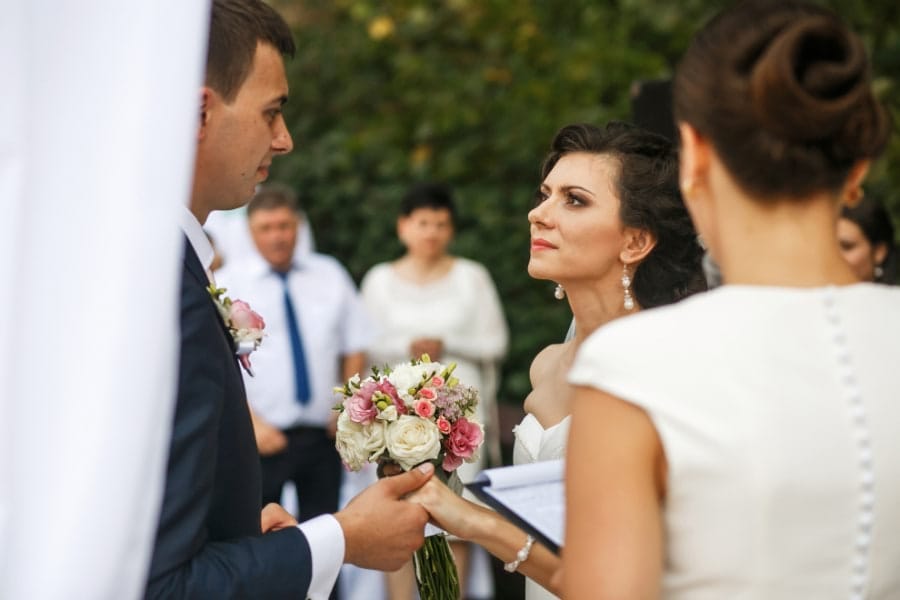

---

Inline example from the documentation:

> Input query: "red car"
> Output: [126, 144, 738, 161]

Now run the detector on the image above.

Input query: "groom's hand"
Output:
[335, 462, 434, 571]
[261, 503, 298, 532]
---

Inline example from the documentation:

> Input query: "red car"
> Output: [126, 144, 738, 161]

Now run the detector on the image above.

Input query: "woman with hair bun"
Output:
[565, 1, 900, 598]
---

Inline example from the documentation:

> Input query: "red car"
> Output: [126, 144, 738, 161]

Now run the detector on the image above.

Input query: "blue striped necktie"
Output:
[274, 269, 310, 405]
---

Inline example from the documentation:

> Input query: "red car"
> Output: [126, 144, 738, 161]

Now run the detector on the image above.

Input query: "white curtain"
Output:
[0, 2, 210, 598]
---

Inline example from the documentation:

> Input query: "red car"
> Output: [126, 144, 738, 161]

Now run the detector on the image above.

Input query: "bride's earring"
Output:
[554, 284, 566, 300]
[622, 264, 635, 311]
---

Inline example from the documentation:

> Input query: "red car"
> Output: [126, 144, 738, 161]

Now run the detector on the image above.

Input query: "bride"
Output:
[409, 120, 706, 598]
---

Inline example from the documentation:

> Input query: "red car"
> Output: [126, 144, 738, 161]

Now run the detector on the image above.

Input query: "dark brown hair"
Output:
[541, 122, 706, 309]
[399, 182, 458, 225]
[673, 0, 890, 198]
[206, 0, 295, 102]
[247, 182, 301, 217]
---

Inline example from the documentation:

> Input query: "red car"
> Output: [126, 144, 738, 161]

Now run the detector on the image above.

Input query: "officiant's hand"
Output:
[335, 462, 434, 571]
[261, 503, 297, 532]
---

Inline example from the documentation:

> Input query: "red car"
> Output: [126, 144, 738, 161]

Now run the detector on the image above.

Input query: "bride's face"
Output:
[528, 152, 626, 286]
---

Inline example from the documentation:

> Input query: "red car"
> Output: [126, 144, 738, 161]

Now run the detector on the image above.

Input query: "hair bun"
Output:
[750, 15, 871, 144]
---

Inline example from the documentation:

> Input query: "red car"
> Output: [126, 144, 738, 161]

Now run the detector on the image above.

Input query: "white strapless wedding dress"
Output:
[512, 413, 570, 600]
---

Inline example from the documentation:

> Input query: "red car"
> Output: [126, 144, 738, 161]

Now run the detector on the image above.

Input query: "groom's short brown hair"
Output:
[206, 0, 295, 103]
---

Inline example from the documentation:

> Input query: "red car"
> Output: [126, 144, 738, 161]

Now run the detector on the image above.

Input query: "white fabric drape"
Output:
[0, 2, 210, 599]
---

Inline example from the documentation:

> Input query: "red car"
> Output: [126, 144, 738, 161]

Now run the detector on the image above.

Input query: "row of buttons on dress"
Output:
[823, 289, 873, 600]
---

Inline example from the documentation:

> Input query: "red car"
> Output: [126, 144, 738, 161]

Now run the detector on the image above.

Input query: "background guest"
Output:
[838, 191, 897, 284]
[361, 181, 509, 599]
[217, 183, 371, 537]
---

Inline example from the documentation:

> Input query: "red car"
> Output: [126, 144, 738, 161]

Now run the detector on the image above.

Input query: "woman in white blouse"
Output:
[565, 2, 900, 598]
[360, 182, 508, 598]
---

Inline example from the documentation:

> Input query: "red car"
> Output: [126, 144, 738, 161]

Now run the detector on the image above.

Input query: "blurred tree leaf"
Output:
[269, 0, 900, 407]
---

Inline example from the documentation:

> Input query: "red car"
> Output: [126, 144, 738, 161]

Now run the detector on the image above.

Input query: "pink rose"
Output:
[229, 300, 265, 330]
[414, 400, 435, 419]
[442, 452, 464, 472]
[431, 376, 445, 387]
[436, 416, 451, 435]
[445, 417, 483, 461]
[345, 394, 377, 424]
[417, 387, 436, 400]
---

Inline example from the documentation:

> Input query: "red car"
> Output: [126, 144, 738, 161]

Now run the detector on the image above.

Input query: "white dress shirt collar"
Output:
[245, 249, 308, 280]
[180, 206, 215, 278]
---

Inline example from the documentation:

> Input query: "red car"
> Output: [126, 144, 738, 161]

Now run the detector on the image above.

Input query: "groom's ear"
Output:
[198, 87, 212, 140]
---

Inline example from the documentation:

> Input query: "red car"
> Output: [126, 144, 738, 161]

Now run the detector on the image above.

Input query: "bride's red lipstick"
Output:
[531, 238, 557, 251]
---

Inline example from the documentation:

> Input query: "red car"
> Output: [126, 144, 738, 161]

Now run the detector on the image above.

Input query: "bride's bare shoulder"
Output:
[529, 343, 566, 386]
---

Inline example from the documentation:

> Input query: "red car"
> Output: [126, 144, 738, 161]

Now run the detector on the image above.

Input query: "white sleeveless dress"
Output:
[568, 284, 900, 599]
[512, 413, 570, 600]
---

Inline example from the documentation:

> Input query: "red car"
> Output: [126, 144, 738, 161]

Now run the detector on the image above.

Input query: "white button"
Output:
[856, 533, 871, 549]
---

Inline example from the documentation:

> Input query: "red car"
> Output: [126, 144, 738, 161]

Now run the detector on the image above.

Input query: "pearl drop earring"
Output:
[622, 265, 634, 311]
[554, 284, 566, 300]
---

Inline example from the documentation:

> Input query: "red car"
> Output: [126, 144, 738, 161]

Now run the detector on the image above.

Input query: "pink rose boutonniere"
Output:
[208, 285, 265, 376]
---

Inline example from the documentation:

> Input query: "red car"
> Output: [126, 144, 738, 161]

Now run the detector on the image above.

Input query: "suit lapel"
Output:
[183, 237, 236, 353]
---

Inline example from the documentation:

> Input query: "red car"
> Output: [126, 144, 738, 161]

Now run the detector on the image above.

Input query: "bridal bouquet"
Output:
[334, 355, 483, 600]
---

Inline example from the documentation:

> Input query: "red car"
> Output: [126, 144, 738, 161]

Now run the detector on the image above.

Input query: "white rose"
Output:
[335, 411, 386, 470]
[362, 420, 387, 462]
[384, 415, 442, 471]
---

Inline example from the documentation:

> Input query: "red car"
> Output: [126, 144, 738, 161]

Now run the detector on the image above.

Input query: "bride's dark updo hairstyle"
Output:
[541, 121, 706, 309]
[673, 0, 891, 198]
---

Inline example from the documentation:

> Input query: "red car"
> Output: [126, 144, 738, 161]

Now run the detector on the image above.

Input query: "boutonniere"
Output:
[208, 285, 266, 376]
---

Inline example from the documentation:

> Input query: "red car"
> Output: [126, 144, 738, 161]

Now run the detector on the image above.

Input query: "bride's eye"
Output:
[565, 192, 586, 207]
[532, 188, 549, 207]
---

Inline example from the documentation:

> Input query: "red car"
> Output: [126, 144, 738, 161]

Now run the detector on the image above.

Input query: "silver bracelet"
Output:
[503, 535, 535, 573]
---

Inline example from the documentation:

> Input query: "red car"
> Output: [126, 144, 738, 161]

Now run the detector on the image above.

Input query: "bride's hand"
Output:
[406, 477, 475, 540]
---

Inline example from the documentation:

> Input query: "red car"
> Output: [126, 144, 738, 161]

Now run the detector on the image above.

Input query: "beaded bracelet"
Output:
[503, 535, 535, 573]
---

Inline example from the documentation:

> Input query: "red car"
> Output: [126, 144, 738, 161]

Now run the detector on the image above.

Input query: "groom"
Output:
[145, 1, 433, 598]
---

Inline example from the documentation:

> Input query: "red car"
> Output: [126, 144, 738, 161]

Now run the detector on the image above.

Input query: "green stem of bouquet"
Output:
[376, 461, 462, 599]
[413, 533, 459, 600]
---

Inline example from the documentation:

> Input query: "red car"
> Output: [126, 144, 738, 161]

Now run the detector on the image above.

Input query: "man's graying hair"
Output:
[247, 183, 302, 217]
[206, 0, 295, 102]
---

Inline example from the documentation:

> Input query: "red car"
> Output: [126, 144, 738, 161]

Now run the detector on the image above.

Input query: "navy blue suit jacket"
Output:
[145, 240, 313, 599]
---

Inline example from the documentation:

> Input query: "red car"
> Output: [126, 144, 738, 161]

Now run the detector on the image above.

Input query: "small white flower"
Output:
[377, 405, 399, 422]
[389, 362, 444, 400]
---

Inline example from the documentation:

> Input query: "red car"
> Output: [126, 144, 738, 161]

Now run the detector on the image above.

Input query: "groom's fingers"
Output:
[381, 462, 434, 498]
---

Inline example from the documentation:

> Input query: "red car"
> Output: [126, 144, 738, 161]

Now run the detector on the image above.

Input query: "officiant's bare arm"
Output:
[408, 478, 562, 596]
[563, 385, 665, 599]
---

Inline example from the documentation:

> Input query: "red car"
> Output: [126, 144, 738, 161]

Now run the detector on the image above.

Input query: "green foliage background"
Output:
[269, 0, 900, 408]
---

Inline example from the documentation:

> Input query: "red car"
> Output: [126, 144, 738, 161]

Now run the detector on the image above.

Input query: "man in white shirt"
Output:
[217, 184, 370, 534]
[147, 2, 433, 598]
